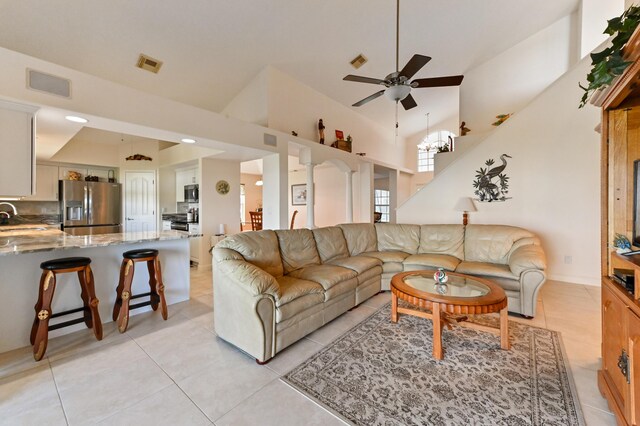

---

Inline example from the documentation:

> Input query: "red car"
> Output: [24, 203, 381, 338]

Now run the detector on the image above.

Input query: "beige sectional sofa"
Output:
[213, 223, 546, 363]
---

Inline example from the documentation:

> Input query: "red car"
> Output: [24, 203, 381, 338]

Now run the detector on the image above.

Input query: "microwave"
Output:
[184, 184, 199, 202]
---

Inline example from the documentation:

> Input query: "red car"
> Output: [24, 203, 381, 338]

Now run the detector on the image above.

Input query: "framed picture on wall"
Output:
[291, 184, 307, 205]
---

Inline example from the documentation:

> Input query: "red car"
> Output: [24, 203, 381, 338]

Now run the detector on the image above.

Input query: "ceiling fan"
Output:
[343, 0, 464, 111]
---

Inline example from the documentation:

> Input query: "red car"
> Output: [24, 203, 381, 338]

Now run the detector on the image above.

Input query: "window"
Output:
[417, 130, 456, 172]
[240, 184, 246, 224]
[374, 189, 390, 223]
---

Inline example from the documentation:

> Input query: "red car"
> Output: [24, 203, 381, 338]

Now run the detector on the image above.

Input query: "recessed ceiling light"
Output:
[65, 115, 88, 123]
[181, 138, 196, 144]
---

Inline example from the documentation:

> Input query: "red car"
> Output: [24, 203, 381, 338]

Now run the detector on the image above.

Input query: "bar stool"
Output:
[31, 257, 103, 361]
[112, 249, 167, 333]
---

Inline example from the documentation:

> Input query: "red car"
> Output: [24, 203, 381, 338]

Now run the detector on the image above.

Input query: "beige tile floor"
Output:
[0, 269, 614, 425]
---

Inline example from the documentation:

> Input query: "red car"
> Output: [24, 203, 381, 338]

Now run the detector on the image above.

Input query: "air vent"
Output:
[136, 54, 163, 73]
[350, 54, 368, 69]
[27, 69, 71, 98]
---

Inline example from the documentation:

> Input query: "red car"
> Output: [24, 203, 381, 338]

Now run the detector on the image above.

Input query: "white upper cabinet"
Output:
[0, 100, 38, 198]
[175, 167, 198, 202]
[24, 164, 59, 201]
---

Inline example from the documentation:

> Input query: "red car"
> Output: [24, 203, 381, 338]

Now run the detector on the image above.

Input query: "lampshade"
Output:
[385, 85, 411, 102]
[454, 197, 477, 212]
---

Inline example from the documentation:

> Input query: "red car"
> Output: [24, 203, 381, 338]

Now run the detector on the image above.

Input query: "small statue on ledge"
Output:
[460, 121, 470, 136]
[318, 119, 325, 145]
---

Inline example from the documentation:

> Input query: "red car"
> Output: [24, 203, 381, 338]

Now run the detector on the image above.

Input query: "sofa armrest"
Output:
[508, 244, 546, 276]
[217, 259, 281, 299]
[214, 247, 244, 262]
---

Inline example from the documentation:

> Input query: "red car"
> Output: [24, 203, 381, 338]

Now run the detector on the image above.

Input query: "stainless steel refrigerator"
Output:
[60, 180, 122, 235]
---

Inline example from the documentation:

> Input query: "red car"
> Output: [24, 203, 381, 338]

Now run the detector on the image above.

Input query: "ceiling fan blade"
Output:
[343, 75, 387, 85]
[399, 55, 431, 80]
[400, 93, 417, 110]
[412, 75, 464, 88]
[352, 90, 385, 107]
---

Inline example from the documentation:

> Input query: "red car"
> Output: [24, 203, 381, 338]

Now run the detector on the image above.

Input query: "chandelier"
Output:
[417, 113, 436, 152]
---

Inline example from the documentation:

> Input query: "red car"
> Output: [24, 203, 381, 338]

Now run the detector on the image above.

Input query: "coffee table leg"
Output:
[500, 306, 510, 350]
[391, 291, 398, 323]
[432, 302, 443, 360]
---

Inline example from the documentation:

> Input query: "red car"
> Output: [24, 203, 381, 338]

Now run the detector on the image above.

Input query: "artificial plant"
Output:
[579, 6, 640, 108]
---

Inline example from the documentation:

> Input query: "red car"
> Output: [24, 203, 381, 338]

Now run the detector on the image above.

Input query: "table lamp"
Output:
[454, 197, 477, 226]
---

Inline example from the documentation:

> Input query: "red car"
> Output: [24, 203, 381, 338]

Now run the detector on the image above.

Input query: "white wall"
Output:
[579, 0, 625, 58]
[50, 138, 119, 166]
[288, 164, 360, 229]
[398, 55, 601, 285]
[158, 167, 176, 215]
[460, 14, 578, 135]
[266, 67, 407, 168]
[199, 158, 241, 267]
[222, 68, 269, 127]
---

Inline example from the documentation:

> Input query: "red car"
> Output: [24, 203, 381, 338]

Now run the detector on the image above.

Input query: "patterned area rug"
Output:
[282, 302, 585, 426]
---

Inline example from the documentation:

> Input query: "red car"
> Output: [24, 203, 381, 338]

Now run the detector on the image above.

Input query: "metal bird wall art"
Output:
[472, 154, 512, 202]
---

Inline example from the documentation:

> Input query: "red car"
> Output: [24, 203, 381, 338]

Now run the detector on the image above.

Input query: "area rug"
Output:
[282, 302, 585, 426]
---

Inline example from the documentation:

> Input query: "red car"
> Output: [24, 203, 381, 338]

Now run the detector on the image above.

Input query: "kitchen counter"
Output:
[0, 228, 194, 353]
[0, 228, 195, 256]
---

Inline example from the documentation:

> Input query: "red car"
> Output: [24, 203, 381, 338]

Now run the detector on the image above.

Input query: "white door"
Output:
[125, 171, 156, 232]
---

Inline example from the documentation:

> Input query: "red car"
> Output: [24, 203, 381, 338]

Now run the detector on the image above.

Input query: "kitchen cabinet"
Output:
[0, 100, 38, 198]
[175, 167, 198, 202]
[24, 165, 59, 201]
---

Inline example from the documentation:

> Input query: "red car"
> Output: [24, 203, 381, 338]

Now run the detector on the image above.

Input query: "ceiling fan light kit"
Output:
[343, 0, 464, 112]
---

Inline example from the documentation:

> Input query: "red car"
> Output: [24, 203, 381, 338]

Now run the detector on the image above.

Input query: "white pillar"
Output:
[263, 152, 288, 230]
[358, 162, 374, 223]
[306, 163, 316, 229]
[345, 171, 354, 223]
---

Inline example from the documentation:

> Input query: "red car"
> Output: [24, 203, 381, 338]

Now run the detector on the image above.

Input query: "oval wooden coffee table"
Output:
[391, 270, 510, 360]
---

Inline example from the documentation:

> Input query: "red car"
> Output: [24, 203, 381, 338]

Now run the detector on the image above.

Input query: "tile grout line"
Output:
[212, 377, 279, 424]
[127, 328, 214, 424]
[47, 357, 70, 426]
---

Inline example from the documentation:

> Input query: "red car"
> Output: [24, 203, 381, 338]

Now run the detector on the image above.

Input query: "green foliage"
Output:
[580, 6, 640, 108]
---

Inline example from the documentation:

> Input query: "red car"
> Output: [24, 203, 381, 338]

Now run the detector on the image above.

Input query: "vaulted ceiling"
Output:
[0, 0, 579, 138]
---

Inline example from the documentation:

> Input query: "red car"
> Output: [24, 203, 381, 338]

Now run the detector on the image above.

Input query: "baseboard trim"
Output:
[546, 273, 600, 286]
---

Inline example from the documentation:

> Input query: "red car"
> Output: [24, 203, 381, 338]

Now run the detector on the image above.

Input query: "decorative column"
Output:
[306, 163, 316, 229]
[345, 171, 354, 223]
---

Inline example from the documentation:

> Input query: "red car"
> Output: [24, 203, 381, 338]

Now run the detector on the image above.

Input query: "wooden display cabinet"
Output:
[596, 25, 640, 426]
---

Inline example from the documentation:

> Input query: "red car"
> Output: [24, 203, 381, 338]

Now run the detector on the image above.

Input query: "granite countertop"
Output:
[0, 229, 195, 256]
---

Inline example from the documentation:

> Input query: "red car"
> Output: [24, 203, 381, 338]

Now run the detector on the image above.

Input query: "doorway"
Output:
[124, 171, 156, 232]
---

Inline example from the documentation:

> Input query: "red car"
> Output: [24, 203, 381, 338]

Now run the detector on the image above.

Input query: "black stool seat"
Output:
[123, 249, 159, 259]
[40, 257, 92, 270]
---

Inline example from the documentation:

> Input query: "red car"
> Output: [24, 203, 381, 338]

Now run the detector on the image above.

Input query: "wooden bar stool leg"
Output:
[77, 268, 93, 329]
[30, 271, 48, 345]
[112, 259, 128, 321]
[116, 259, 135, 333]
[147, 258, 159, 311]
[155, 257, 168, 320]
[32, 271, 56, 361]
[82, 265, 103, 341]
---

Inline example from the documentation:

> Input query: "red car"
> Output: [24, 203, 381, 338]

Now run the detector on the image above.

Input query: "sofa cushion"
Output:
[418, 225, 465, 259]
[464, 225, 535, 264]
[312, 227, 349, 262]
[274, 276, 324, 307]
[375, 224, 420, 254]
[288, 264, 358, 290]
[327, 255, 382, 274]
[324, 278, 358, 301]
[455, 261, 518, 280]
[275, 293, 325, 323]
[356, 265, 383, 284]
[275, 229, 321, 274]
[361, 251, 410, 263]
[403, 253, 461, 271]
[338, 223, 377, 256]
[216, 230, 283, 277]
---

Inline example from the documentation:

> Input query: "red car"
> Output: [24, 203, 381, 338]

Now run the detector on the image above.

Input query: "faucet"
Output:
[0, 202, 17, 218]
